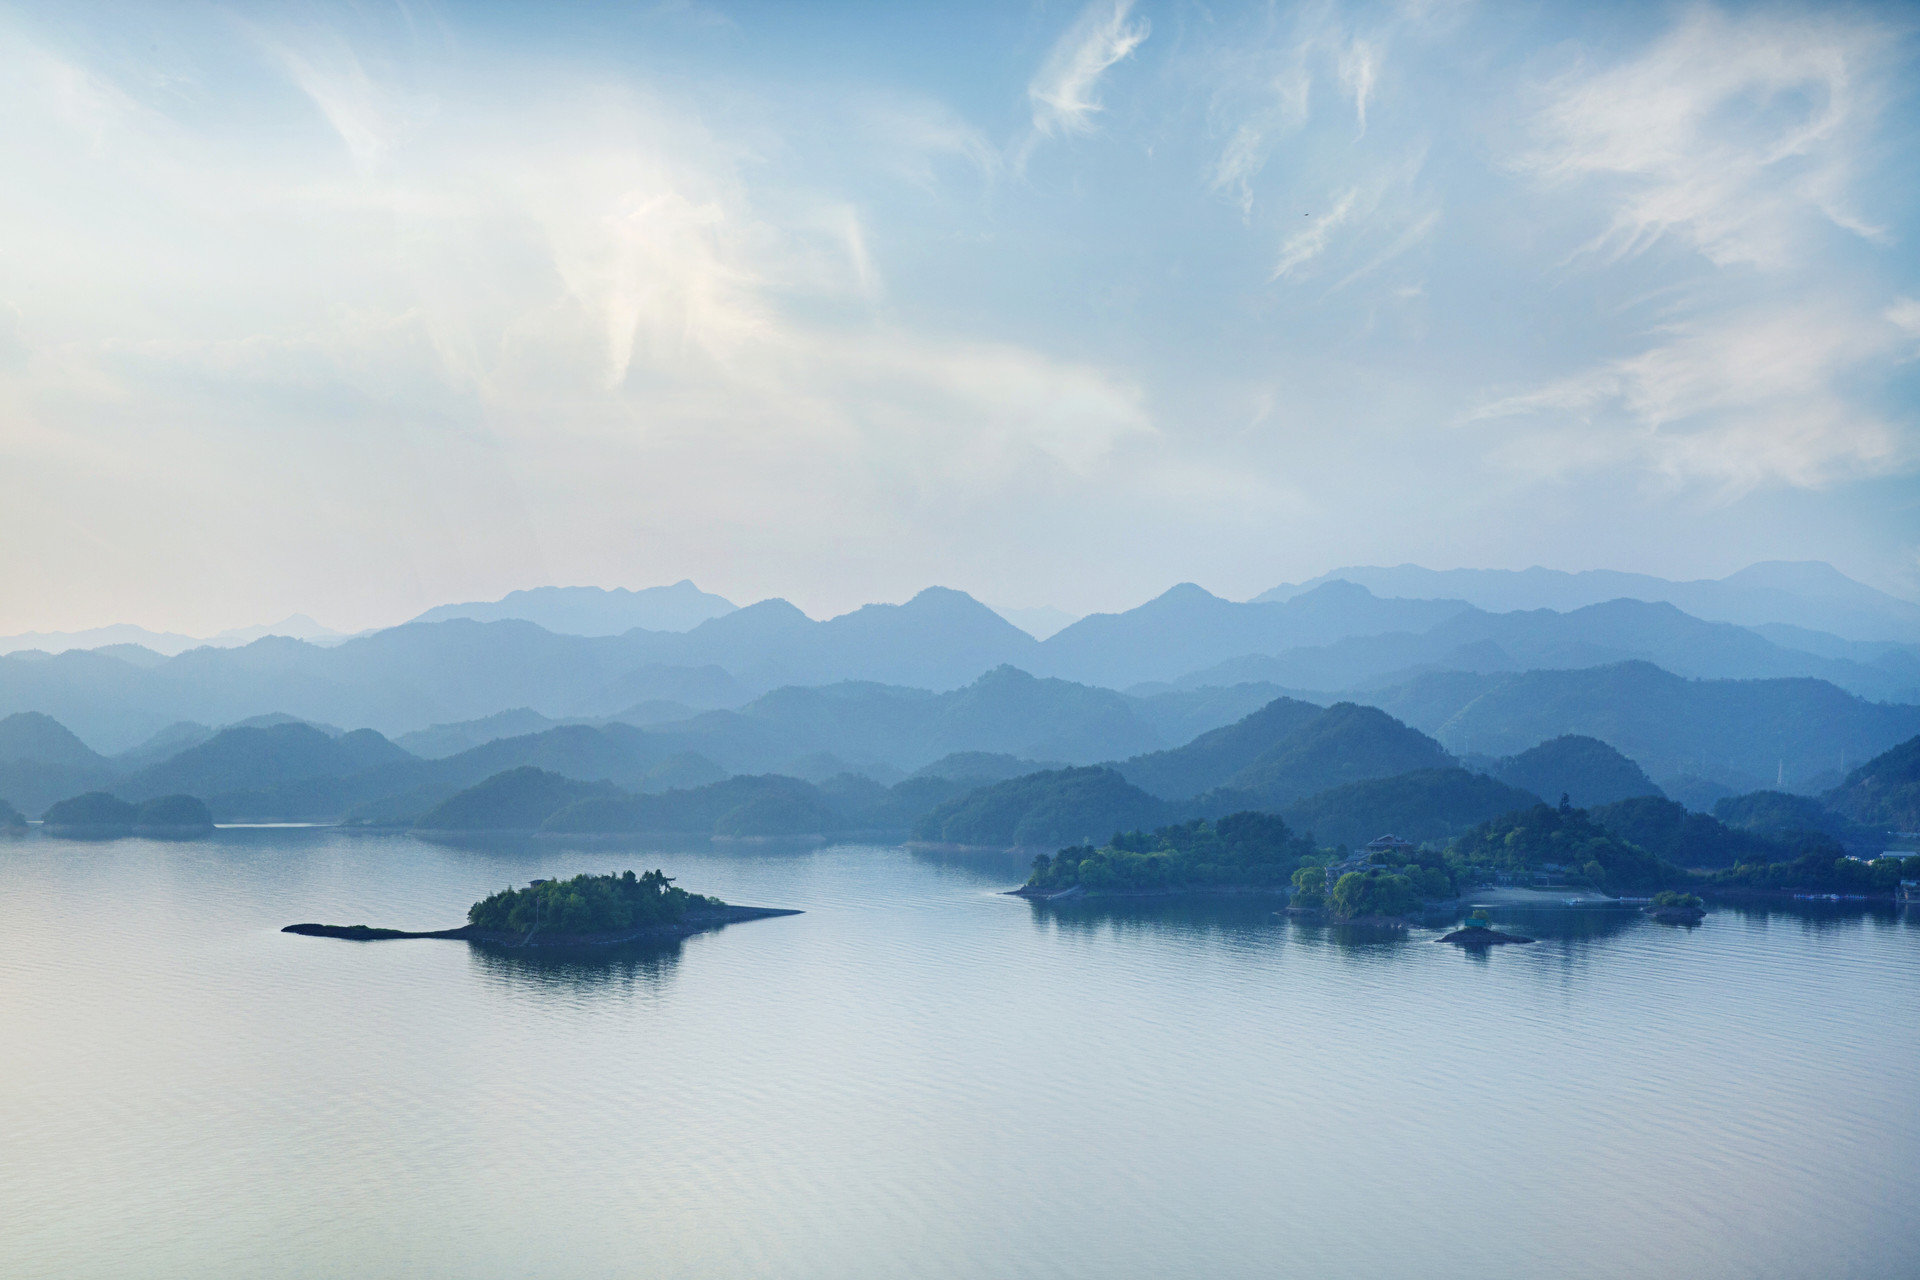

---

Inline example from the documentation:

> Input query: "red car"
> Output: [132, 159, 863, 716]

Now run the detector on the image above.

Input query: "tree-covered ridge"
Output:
[1026, 811, 1314, 893]
[466, 870, 722, 936]
[1587, 796, 1779, 869]
[0, 796, 24, 827]
[1279, 768, 1539, 849]
[1713, 790, 1857, 842]
[913, 766, 1168, 849]
[1488, 734, 1662, 808]
[1450, 801, 1683, 892]
[1821, 734, 1920, 831]
[1207, 702, 1453, 810]
[415, 766, 615, 832]
[1703, 849, 1920, 896]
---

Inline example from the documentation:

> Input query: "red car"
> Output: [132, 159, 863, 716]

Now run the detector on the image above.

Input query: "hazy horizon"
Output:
[6, 557, 1918, 646]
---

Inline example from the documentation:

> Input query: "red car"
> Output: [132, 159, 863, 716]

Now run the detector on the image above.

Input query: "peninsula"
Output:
[284, 869, 799, 947]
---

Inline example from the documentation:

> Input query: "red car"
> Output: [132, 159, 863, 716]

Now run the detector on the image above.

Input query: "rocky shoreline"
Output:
[283, 904, 801, 948]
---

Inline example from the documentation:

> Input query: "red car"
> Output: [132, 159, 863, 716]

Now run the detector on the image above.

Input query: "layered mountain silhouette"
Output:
[1367, 662, 1920, 794]
[5, 578, 1915, 753]
[1259, 561, 1920, 643]
[411, 580, 737, 635]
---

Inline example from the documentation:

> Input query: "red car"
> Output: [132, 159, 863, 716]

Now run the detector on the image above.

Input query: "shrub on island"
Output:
[1328, 868, 1421, 920]
[466, 869, 722, 936]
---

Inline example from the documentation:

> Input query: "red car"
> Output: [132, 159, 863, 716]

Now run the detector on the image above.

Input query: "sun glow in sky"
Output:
[2, 0, 1917, 633]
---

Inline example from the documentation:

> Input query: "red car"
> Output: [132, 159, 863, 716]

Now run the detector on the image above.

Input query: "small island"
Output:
[40, 792, 214, 838]
[1015, 815, 1461, 933]
[1437, 910, 1536, 947]
[284, 869, 799, 947]
[1645, 891, 1707, 925]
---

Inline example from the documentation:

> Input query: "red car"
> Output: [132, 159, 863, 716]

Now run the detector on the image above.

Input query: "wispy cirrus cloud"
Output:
[1273, 188, 1358, 278]
[1478, 5, 1916, 497]
[1520, 6, 1891, 269]
[1028, 0, 1150, 139]
[1470, 305, 1913, 492]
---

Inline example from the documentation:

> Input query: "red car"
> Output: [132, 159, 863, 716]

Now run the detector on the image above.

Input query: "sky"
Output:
[1, 0, 1918, 634]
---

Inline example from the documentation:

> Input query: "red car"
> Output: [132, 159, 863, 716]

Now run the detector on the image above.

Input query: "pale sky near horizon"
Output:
[2, 0, 1918, 634]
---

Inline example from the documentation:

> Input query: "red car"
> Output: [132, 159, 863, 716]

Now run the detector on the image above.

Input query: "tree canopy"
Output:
[1448, 801, 1683, 892]
[466, 869, 722, 936]
[1026, 811, 1315, 892]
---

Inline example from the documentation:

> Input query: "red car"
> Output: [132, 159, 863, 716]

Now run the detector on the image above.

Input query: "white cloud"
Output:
[1337, 38, 1378, 136]
[1028, 0, 1150, 138]
[266, 35, 404, 177]
[1521, 7, 1890, 269]
[1273, 188, 1358, 278]
[1889, 297, 1920, 354]
[1471, 306, 1911, 491]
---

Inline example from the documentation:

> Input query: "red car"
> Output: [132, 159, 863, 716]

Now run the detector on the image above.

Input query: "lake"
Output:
[3, 828, 1917, 1279]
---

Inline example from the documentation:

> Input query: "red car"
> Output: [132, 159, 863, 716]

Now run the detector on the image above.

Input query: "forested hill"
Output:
[1367, 662, 1920, 796]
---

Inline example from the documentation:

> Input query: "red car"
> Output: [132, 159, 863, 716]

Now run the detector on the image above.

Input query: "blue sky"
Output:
[1, 0, 1916, 632]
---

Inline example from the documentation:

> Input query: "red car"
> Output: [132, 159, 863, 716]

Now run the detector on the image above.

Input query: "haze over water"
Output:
[3, 829, 1915, 1279]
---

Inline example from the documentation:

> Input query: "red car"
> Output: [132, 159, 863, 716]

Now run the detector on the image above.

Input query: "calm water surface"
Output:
[3, 829, 1917, 1279]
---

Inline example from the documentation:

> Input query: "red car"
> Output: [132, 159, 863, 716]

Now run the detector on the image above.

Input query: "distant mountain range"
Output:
[0, 614, 353, 658]
[409, 580, 736, 635]
[5, 674, 1915, 869]
[5, 576, 1914, 754]
[1259, 562, 1920, 644]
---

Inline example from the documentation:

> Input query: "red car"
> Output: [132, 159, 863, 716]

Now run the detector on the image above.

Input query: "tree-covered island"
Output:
[1022, 811, 1314, 895]
[466, 869, 723, 936]
[284, 868, 799, 946]
[1017, 811, 1460, 922]
[1017, 790, 1920, 925]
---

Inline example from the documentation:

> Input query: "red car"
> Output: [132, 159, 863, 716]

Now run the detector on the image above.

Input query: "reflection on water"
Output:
[466, 937, 685, 993]
[2, 831, 1918, 1280]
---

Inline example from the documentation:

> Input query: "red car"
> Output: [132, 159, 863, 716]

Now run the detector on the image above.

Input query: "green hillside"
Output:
[0, 711, 108, 767]
[1713, 791, 1858, 841]
[912, 767, 1169, 849]
[1491, 735, 1661, 807]
[1116, 696, 1324, 799]
[543, 774, 836, 837]
[1025, 811, 1314, 893]
[117, 722, 414, 802]
[1211, 703, 1452, 809]
[1367, 661, 1920, 793]
[1449, 802, 1684, 892]
[1587, 796, 1779, 869]
[1823, 734, 1920, 831]
[415, 767, 616, 832]
[1279, 768, 1539, 849]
